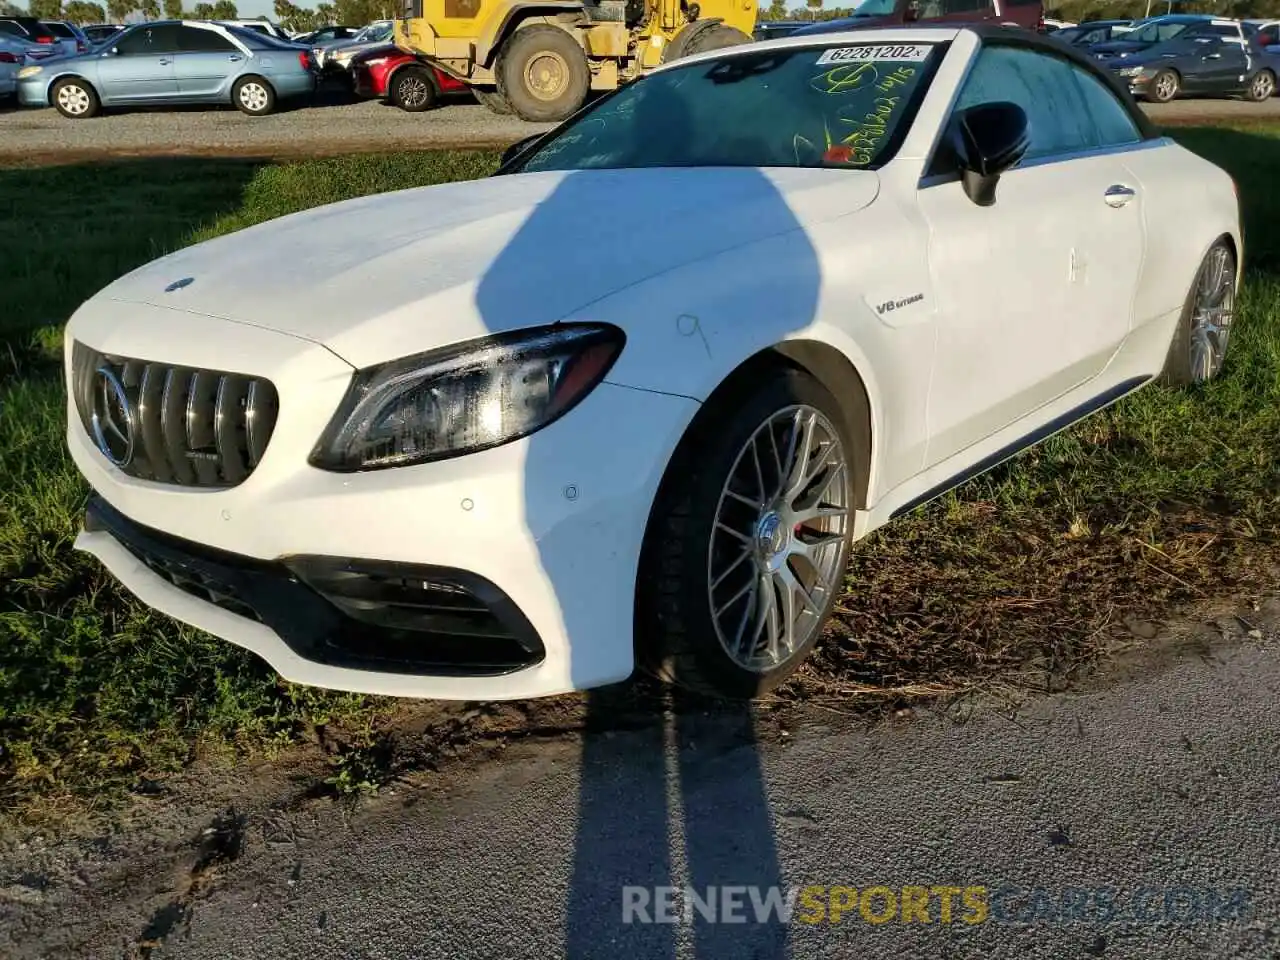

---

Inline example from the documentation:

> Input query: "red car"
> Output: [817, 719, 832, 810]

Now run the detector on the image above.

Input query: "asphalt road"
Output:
[2, 91, 1278, 162]
[3, 603, 1277, 958]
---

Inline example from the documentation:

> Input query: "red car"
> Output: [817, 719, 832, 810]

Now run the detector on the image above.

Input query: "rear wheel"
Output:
[1161, 239, 1236, 386]
[390, 65, 437, 112]
[1246, 69, 1275, 102]
[1146, 68, 1179, 103]
[51, 77, 99, 119]
[233, 75, 276, 116]
[637, 369, 856, 699]
[664, 22, 753, 62]
[496, 24, 590, 122]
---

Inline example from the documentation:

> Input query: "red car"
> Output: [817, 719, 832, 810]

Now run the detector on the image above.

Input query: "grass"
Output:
[2, 127, 1279, 817]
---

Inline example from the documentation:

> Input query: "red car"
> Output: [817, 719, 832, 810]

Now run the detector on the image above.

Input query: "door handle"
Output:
[158, 57, 171, 64]
[228, 55, 242, 61]
[1104, 184, 1136, 208]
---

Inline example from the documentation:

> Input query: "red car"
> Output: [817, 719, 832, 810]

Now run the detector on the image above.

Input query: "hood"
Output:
[97, 166, 880, 369]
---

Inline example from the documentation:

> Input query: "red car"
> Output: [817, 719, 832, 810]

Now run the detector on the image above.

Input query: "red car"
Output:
[350, 44, 469, 112]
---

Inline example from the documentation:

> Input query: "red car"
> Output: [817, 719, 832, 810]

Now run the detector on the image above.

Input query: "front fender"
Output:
[584, 217, 935, 507]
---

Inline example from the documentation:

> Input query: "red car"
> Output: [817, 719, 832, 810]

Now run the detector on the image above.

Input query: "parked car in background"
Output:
[293, 25, 359, 45]
[1086, 13, 1213, 59]
[0, 34, 33, 100]
[790, 0, 1044, 35]
[753, 20, 806, 41]
[62, 25, 1241, 702]
[214, 19, 293, 42]
[1099, 17, 1276, 102]
[1244, 19, 1280, 53]
[1041, 17, 1076, 31]
[315, 19, 393, 75]
[83, 23, 126, 46]
[41, 19, 90, 56]
[0, 16, 62, 53]
[1050, 18, 1136, 46]
[17, 20, 316, 118]
[350, 43, 468, 111]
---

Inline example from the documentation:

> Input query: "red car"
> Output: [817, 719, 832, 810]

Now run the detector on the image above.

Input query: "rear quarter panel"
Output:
[1122, 139, 1242, 327]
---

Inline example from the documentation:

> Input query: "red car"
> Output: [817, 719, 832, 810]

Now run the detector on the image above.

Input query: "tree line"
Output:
[272, 0, 394, 32]
[14, 0, 243, 23]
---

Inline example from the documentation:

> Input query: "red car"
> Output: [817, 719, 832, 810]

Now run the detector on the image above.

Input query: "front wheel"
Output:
[1146, 68, 1180, 103]
[233, 76, 276, 116]
[51, 77, 99, 119]
[1246, 69, 1275, 102]
[390, 66, 437, 112]
[495, 24, 590, 122]
[1161, 239, 1236, 386]
[637, 369, 856, 699]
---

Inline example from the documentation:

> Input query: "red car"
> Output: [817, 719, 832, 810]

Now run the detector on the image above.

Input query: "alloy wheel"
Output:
[707, 405, 849, 672]
[1252, 72, 1275, 100]
[1189, 244, 1235, 382]
[399, 74, 430, 108]
[1155, 73, 1177, 100]
[57, 84, 90, 116]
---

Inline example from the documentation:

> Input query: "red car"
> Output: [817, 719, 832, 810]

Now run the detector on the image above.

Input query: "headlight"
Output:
[309, 323, 626, 471]
[17, 65, 43, 79]
[1118, 66, 1145, 77]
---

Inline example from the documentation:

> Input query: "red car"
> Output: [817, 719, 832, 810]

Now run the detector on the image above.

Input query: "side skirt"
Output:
[889, 375, 1152, 520]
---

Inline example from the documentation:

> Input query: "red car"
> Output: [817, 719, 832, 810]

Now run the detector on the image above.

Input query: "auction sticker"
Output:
[815, 44, 932, 64]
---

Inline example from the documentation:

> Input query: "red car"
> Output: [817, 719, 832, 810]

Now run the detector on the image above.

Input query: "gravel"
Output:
[0, 90, 553, 162]
[2, 87, 1277, 163]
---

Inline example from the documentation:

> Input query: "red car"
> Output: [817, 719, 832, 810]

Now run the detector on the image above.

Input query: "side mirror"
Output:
[946, 101, 1029, 207]
[903, 1, 920, 21]
[500, 133, 541, 167]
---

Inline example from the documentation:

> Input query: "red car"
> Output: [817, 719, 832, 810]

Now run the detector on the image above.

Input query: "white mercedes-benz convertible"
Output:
[66, 24, 1240, 701]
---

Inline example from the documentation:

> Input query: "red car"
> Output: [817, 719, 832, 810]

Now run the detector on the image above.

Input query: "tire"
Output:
[1145, 68, 1179, 103]
[473, 86, 514, 115]
[1160, 239, 1236, 387]
[51, 77, 99, 119]
[495, 24, 590, 122]
[390, 65, 437, 112]
[233, 75, 276, 116]
[663, 22, 753, 62]
[1246, 69, 1275, 102]
[636, 367, 858, 699]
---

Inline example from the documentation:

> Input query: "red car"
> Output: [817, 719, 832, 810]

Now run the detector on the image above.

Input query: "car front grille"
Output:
[72, 342, 279, 488]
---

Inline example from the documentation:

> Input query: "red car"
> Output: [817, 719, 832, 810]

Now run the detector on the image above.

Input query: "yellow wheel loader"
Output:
[393, 0, 756, 121]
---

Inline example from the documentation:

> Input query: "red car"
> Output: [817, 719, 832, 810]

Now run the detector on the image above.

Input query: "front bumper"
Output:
[67, 304, 699, 700]
[17, 75, 51, 107]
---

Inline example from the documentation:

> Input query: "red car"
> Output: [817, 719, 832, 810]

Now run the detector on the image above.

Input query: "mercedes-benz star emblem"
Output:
[164, 277, 194, 292]
[90, 366, 136, 467]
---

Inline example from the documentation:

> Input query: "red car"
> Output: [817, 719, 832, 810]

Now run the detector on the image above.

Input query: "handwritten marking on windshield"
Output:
[876, 65, 916, 93]
[811, 61, 877, 95]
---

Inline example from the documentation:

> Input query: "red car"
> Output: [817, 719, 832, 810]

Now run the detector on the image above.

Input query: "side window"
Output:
[953, 46, 1094, 160]
[179, 26, 236, 52]
[147, 24, 182, 51]
[112, 27, 152, 55]
[1070, 64, 1142, 148]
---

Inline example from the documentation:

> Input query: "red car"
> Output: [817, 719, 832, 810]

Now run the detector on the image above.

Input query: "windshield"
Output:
[850, 0, 897, 16]
[44, 21, 75, 38]
[354, 21, 392, 42]
[513, 42, 942, 174]
[1124, 19, 1198, 43]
